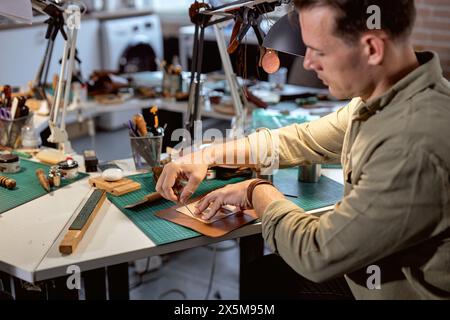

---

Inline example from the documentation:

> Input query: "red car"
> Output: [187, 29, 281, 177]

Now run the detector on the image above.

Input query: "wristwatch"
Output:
[246, 179, 274, 208]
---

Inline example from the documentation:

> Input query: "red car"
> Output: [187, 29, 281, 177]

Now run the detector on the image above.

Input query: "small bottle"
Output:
[21, 119, 41, 149]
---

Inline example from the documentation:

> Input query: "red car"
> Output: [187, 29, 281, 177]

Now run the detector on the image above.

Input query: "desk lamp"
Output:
[186, 0, 305, 140]
[262, 10, 306, 71]
[186, 0, 287, 139]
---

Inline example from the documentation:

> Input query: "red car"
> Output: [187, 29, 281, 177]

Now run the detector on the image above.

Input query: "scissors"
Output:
[0, 108, 11, 120]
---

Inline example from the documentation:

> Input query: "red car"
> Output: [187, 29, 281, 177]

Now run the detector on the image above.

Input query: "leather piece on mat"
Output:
[156, 196, 258, 238]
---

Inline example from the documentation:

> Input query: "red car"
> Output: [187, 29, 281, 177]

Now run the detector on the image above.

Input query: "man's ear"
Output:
[360, 32, 386, 66]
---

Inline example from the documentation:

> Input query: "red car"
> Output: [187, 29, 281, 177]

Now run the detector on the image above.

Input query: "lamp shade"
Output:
[262, 10, 306, 57]
[0, 0, 32, 24]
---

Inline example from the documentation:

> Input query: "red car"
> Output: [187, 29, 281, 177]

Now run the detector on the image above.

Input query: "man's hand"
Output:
[194, 180, 255, 220]
[156, 161, 208, 203]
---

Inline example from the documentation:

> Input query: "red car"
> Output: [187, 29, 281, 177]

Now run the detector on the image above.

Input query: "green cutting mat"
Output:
[109, 169, 344, 245]
[274, 168, 343, 211]
[252, 108, 314, 130]
[0, 159, 89, 214]
[108, 173, 246, 245]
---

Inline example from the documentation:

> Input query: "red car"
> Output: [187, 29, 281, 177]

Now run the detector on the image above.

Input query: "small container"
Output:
[49, 166, 62, 187]
[58, 159, 79, 179]
[21, 121, 41, 149]
[0, 112, 33, 149]
[129, 135, 163, 170]
[206, 169, 216, 180]
[0, 154, 20, 173]
[298, 164, 321, 183]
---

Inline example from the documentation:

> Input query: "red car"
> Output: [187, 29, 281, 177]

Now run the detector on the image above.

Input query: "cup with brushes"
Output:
[128, 105, 165, 170]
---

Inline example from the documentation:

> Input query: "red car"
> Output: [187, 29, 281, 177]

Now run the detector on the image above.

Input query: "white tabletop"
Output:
[0, 154, 343, 283]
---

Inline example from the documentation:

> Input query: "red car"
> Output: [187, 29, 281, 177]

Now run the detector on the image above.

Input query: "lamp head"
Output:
[261, 10, 306, 73]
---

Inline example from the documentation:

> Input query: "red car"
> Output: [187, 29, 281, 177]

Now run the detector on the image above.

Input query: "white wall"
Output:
[0, 19, 101, 88]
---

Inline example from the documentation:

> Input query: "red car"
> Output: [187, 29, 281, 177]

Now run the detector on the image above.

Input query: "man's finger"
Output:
[180, 175, 202, 203]
[179, 190, 194, 204]
[161, 171, 178, 202]
[195, 193, 214, 215]
[202, 199, 223, 220]
[155, 167, 166, 193]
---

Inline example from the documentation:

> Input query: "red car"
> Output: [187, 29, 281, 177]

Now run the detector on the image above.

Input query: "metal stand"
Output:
[213, 23, 249, 137]
[186, 19, 207, 137]
[186, 0, 286, 139]
[47, 5, 80, 154]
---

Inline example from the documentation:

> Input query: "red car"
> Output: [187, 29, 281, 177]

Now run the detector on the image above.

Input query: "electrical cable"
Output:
[159, 289, 188, 300]
[204, 245, 217, 300]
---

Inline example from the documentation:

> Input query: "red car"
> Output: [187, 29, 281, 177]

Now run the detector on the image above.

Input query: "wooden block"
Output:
[88, 177, 141, 196]
[59, 190, 106, 255]
[109, 181, 141, 196]
[35, 148, 67, 165]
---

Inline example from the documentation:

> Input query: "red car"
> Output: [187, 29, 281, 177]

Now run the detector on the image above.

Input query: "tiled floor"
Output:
[128, 241, 240, 300]
[71, 123, 241, 300]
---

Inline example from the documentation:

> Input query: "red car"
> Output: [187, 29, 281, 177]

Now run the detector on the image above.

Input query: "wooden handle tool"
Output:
[0, 176, 16, 190]
[36, 168, 50, 192]
[133, 114, 148, 136]
[124, 191, 163, 209]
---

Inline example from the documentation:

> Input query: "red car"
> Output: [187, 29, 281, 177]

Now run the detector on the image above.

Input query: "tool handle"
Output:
[144, 191, 163, 202]
[133, 114, 148, 136]
[0, 176, 16, 190]
[36, 168, 50, 192]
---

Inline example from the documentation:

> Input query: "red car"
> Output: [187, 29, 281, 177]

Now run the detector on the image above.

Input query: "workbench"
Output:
[0, 157, 344, 300]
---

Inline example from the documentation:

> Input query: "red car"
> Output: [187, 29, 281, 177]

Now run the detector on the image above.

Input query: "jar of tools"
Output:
[0, 112, 33, 149]
[129, 135, 163, 170]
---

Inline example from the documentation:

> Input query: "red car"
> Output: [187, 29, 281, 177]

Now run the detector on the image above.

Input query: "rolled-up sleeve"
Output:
[262, 140, 448, 283]
[276, 102, 351, 167]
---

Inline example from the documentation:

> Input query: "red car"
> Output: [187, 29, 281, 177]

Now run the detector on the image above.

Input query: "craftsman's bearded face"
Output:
[299, 7, 370, 100]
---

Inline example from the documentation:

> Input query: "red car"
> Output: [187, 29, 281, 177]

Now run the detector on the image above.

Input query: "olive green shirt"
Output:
[251, 52, 450, 299]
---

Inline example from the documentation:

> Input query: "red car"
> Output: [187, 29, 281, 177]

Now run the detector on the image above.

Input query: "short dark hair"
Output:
[294, 0, 416, 43]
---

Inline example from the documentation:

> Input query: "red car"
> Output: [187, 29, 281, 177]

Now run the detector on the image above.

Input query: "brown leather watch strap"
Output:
[246, 179, 274, 208]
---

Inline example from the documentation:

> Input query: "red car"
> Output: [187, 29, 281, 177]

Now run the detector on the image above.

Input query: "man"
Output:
[156, 0, 450, 299]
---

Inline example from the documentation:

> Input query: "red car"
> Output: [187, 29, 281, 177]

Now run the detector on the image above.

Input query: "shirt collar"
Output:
[354, 51, 443, 121]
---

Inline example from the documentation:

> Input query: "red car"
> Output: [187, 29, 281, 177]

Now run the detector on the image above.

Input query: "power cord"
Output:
[159, 289, 187, 300]
[204, 245, 218, 300]
[129, 243, 232, 299]
[153, 245, 219, 300]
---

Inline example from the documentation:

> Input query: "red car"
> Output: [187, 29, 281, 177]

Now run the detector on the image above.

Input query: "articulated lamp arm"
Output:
[186, 0, 291, 138]
[44, 2, 82, 153]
